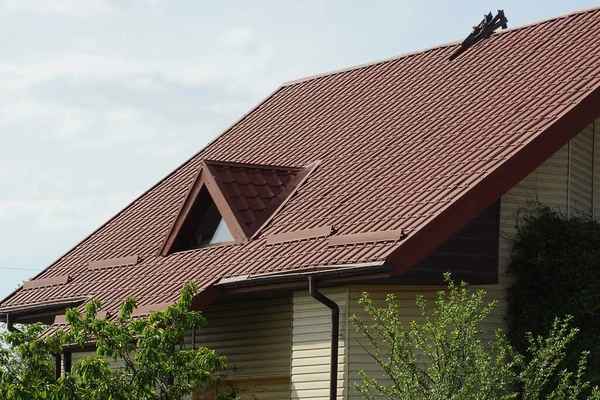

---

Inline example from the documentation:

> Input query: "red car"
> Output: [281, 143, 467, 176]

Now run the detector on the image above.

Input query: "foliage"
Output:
[350, 274, 600, 399]
[0, 282, 229, 400]
[0, 323, 62, 399]
[508, 205, 600, 385]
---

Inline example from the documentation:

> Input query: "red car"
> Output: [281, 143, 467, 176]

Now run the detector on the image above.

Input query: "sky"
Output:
[0, 0, 597, 300]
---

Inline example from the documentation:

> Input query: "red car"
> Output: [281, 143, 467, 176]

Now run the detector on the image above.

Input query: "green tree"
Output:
[0, 323, 62, 399]
[0, 282, 229, 400]
[350, 274, 600, 399]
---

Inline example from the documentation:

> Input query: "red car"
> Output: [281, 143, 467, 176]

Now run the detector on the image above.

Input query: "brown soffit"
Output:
[250, 160, 322, 239]
[328, 229, 405, 246]
[132, 302, 174, 316]
[265, 225, 333, 245]
[88, 255, 139, 270]
[22, 275, 71, 290]
[387, 85, 600, 276]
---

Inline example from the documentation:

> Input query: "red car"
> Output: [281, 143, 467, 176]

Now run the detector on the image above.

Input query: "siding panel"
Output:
[291, 288, 347, 400]
[594, 119, 600, 218]
[570, 124, 594, 217]
[189, 297, 292, 399]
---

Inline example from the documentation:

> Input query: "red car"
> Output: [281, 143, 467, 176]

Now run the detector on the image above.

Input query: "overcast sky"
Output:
[0, 0, 597, 300]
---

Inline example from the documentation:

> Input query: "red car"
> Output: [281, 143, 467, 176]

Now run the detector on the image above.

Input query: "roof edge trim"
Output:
[54, 310, 109, 325]
[215, 262, 390, 296]
[203, 159, 301, 171]
[0, 296, 89, 316]
[215, 260, 387, 288]
[157, 164, 208, 256]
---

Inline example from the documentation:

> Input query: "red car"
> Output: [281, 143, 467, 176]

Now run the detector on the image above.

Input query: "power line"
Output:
[0, 266, 41, 272]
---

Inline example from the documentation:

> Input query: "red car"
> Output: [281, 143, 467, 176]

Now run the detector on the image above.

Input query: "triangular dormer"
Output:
[159, 160, 319, 255]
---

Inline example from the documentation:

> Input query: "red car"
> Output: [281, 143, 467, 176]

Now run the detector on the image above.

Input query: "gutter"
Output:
[216, 261, 388, 289]
[308, 276, 339, 400]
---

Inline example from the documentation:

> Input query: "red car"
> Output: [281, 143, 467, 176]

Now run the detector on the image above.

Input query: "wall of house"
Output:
[345, 118, 600, 399]
[188, 297, 293, 399]
[593, 118, 600, 218]
[68, 350, 127, 375]
[290, 287, 347, 400]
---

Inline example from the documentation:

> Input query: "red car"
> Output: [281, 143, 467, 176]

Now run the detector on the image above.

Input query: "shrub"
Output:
[508, 206, 600, 384]
[350, 274, 600, 399]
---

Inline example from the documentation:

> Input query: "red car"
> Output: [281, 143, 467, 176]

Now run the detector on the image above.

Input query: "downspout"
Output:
[5, 313, 21, 333]
[54, 354, 62, 379]
[63, 352, 72, 374]
[308, 276, 339, 400]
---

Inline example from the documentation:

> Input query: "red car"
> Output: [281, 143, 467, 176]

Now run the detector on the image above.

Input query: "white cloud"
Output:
[221, 27, 256, 46]
[0, 0, 113, 16]
[0, 192, 140, 233]
[0, 45, 273, 92]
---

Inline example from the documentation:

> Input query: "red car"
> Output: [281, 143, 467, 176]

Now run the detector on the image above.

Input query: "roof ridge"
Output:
[282, 5, 600, 87]
[204, 159, 302, 171]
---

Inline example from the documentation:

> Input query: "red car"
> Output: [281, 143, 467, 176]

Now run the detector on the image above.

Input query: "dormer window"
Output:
[159, 160, 319, 256]
[192, 201, 234, 247]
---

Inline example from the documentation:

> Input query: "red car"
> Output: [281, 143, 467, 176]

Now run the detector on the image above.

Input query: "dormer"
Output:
[158, 160, 318, 255]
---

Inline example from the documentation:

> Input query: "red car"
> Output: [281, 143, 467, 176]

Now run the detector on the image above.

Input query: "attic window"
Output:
[192, 199, 234, 247]
[169, 187, 235, 252]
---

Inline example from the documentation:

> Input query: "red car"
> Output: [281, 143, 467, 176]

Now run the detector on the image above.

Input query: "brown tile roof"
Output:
[2, 7, 600, 315]
[207, 161, 300, 229]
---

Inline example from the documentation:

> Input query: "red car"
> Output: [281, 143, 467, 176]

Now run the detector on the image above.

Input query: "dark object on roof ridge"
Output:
[449, 10, 509, 61]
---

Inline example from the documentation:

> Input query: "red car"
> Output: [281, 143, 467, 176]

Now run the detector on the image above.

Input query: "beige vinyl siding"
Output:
[69, 350, 127, 372]
[569, 123, 594, 217]
[291, 287, 347, 400]
[594, 119, 600, 218]
[188, 297, 292, 399]
[347, 285, 442, 399]
[70, 350, 97, 368]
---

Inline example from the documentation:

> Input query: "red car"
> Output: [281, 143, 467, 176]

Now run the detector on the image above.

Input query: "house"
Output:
[2, 6, 600, 400]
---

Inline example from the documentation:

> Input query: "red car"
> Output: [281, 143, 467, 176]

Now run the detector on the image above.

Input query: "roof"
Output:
[2, 7, 600, 316]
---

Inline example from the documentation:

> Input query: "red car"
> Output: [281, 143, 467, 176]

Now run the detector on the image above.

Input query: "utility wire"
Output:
[0, 266, 41, 272]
